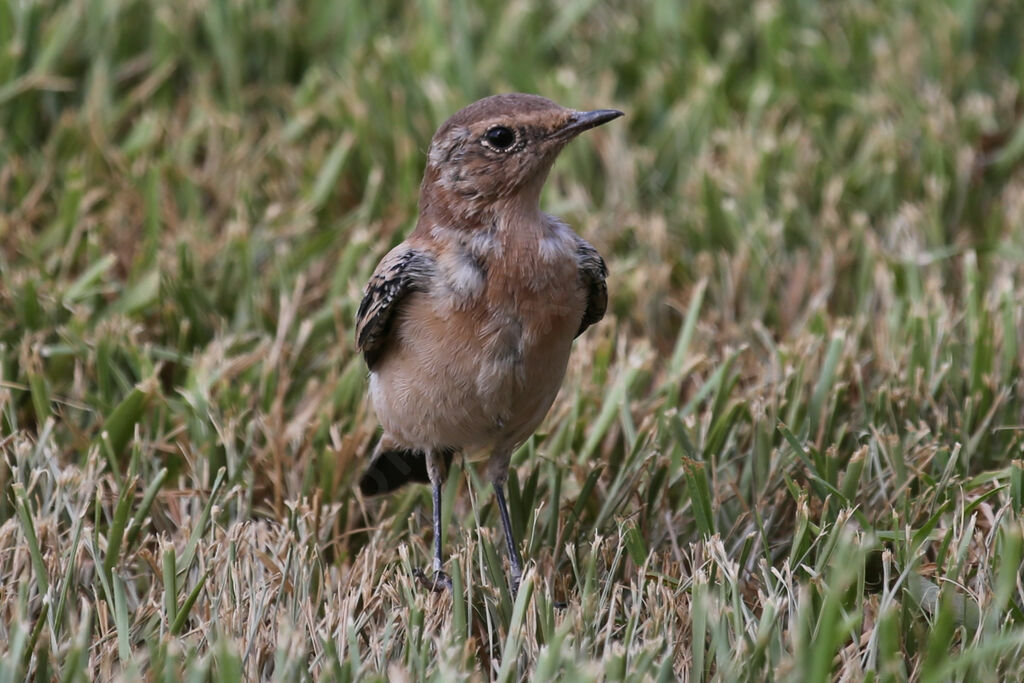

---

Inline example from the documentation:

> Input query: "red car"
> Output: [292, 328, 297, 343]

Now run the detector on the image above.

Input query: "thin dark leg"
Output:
[414, 449, 452, 593]
[493, 481, 523, 596]
[431, 477, 444, 573]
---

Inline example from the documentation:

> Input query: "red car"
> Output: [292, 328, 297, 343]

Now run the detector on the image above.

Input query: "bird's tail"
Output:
[358, 443, 456, 496]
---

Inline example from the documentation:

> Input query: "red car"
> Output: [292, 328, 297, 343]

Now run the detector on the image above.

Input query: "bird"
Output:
[354, 93, 622, 595]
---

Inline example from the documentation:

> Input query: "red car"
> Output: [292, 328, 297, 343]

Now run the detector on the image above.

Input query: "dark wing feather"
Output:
[575, 237, 608, 337]
[355, 245, 434, 369]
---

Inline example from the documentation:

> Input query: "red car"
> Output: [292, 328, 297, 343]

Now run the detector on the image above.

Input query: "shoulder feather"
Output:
[355, 245, 434, 368]
[575, 237, 608, 338]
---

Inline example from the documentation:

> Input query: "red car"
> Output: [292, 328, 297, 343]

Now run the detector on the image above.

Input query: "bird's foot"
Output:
[413, 568, 453, 593]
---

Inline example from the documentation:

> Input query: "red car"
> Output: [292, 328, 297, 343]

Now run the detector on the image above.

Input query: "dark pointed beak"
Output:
[557, 108, 624, 138]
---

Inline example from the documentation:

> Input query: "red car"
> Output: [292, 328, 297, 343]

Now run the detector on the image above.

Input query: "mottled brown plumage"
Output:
[355, 93, 622, 594]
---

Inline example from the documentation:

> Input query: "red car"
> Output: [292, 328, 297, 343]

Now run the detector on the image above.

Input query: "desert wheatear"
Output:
[356, 93, 621, 594]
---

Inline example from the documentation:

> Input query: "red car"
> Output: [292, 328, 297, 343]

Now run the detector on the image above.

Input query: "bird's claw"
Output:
[413, 568, 453, 593]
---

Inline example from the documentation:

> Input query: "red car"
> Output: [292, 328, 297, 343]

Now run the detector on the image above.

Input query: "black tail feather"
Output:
[359, 447, 456, 496]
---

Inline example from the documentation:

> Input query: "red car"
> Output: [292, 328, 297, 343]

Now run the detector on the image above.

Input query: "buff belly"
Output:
[368, 292, 580, 455]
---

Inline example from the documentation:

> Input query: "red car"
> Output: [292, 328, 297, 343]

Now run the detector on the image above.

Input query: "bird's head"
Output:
[418, 93, 622, 221]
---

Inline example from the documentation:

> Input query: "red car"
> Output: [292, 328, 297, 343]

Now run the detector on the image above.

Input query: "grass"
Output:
[2, 0, 1024, 679]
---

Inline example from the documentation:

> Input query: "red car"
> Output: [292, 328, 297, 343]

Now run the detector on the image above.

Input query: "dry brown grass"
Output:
[3, 0, 1024, 679]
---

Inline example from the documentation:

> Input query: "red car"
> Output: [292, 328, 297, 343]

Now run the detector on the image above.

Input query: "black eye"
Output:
[483, 126, 517, 151]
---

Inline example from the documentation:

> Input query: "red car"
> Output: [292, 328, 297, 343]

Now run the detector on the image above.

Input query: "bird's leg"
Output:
[493, 478, 524, 597]
[414, 449, 453, 593]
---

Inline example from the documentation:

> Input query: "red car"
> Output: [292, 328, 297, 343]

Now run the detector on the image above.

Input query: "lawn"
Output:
[2, 0, 1024, 680]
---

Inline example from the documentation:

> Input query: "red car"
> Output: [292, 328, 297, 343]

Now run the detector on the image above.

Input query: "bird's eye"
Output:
[482, 126, 517, 151]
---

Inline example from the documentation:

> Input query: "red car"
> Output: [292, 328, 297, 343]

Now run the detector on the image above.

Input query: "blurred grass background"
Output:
[2, 0, 1024, 679]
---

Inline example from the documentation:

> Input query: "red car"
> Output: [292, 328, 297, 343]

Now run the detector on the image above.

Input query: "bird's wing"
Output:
[355, 244, 435, 369]
[575, 237, 608, 337]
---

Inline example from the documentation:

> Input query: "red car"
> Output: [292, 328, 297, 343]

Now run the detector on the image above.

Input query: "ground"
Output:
[2, 0, 1024, 680]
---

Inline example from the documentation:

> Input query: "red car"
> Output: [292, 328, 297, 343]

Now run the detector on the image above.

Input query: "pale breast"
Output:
[370, 216, 588, 452]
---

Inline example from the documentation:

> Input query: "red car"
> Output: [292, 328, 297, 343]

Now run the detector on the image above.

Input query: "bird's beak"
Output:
[557, 108, 624, 139]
